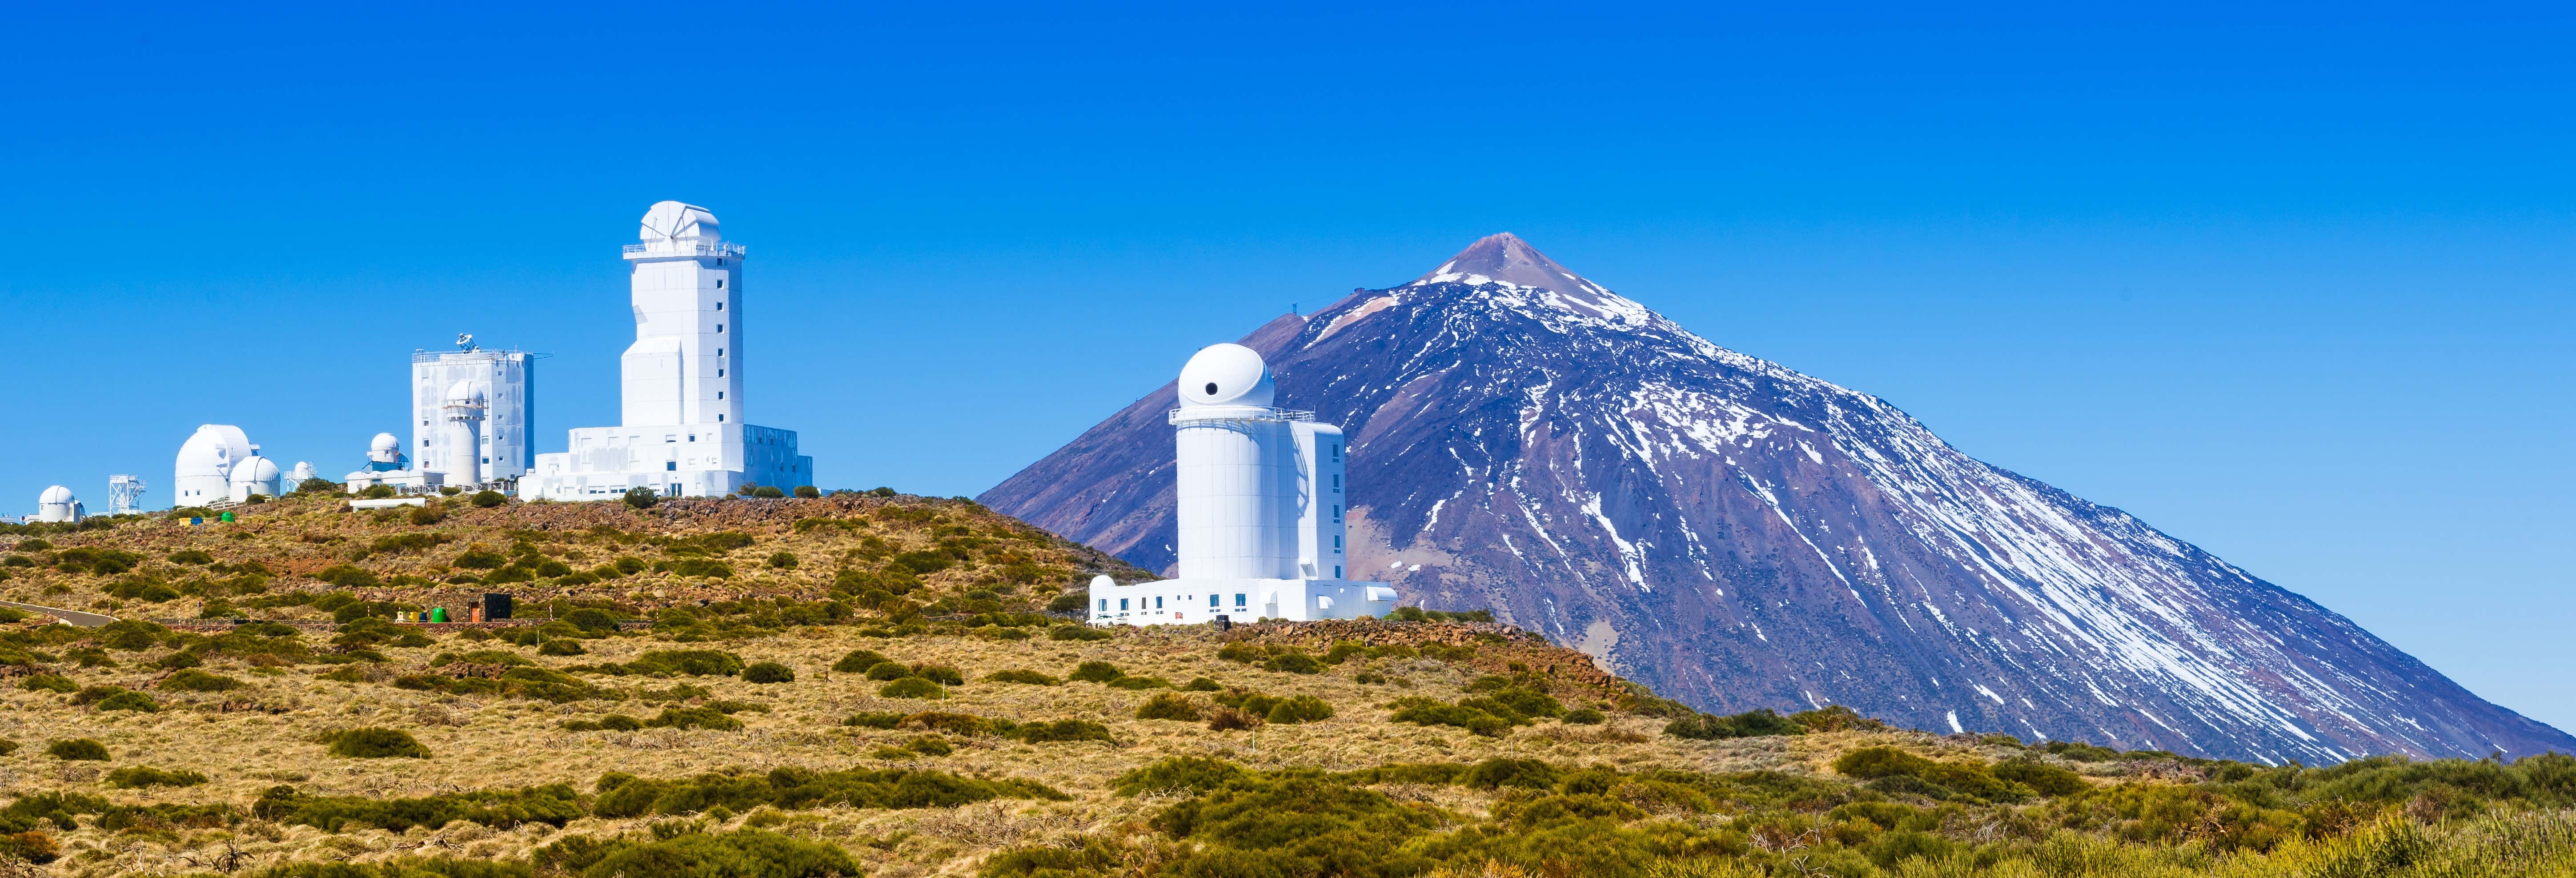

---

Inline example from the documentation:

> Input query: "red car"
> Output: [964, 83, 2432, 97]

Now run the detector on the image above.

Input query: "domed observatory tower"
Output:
[438, 380, 487, 488]
[1090, 343, 1396, 626]
[34, 486, 82, 523]
[227, 455, 282, 503]
[345, 432, 433, 492]
[528, 201, 815, 500]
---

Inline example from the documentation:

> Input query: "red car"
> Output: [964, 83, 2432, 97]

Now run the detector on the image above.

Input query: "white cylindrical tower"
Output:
[36, 485, 78, 523]
[1171, 344, 1291, 580]
[622, 201, 745, 429]
[441, 380, 487, 487]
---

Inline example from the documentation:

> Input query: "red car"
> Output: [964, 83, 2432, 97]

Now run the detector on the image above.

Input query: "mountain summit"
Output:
[983, 235, 2573, 764]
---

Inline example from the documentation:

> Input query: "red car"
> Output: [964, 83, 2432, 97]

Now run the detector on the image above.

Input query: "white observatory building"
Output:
[345, 432, 433, 492]
[1089, 343, 1396, 625]
[529, 201, 814, 500]
[174, 425, 281, 505]
[412, 337, 534, 485]
[34, 486, 83, 523]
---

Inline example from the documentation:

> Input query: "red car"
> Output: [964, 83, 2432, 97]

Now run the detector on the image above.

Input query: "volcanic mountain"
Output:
[982, 233, 2573, 764]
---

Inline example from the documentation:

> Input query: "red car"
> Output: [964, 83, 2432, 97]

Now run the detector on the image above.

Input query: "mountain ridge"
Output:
[982, 235, 2574, 765]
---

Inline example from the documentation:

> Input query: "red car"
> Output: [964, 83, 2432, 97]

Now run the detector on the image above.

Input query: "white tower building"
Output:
[1090, 343, 1395, 626]
[107, 475, 145, 516]
[174, 425, 254, 506]
[35, 486, 82, 523]
[412, 341, 535, 482]
[439, 380, 486, 487]
[528, 201, 814, 500]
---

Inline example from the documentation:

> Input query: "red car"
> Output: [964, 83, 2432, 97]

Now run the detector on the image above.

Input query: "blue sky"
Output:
[3, 3, 2569, 729]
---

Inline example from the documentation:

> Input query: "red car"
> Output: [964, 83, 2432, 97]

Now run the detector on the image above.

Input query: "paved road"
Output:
[0, 600, 116, 627]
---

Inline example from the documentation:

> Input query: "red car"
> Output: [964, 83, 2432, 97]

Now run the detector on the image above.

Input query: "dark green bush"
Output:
[1136, 692, 1202, 721]
[864, 661, 914, 681]
[471, 490, 507, 508]
[1113, 756, 1253, 796]
[538, 638, 585, 656]
[842, 712, 905, 729]
[105, 766, 209, 788]
[911, 664, 964, 686]
[1563, 708, 1607, 725]
[47, 738, 110, 760]
[1049, 624, 1110, 641]
[589, 767, 1064, 819]
[1182, 677, 1224, 691]
[1007, 720, 1112, 744]
[327, 727, 430, 759]
[984, 669, 1058, 686]
[256, 783, 581, 832]
[623, 487, 658, 509]
[20, 673, 75, 694]
[830, 649, 891, 673]
[1666, 707, 1806, 740]
[743, 662, 795, 684]
[159, 669, 245, 692]
[624, 649, 745, 677]
[1107, 675, 1172, 690]
[643, 707, 742, 730]
[1263, 652, 1324, 674]
[1068, 661, 1122, 683]
[879, 677, 946, 699]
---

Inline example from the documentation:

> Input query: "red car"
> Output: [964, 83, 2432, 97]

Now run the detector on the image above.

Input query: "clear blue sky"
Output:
[4, 4, 2568, 729]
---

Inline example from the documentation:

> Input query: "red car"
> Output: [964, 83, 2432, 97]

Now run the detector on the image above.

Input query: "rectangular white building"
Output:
[412, 347, 535, 483]
[528, 201, 813, 500]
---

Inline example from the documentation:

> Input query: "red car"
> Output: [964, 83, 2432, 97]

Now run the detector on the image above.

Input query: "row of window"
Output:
[1101, 593, 1250, 613]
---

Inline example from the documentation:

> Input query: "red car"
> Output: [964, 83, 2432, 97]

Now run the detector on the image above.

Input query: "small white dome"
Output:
[1177, 343, 1275, 408]
[230, 456, 281, 486]
[369, 432, 401, 454]
[639, 200, 720, 242]
[39, 485, 73, 505]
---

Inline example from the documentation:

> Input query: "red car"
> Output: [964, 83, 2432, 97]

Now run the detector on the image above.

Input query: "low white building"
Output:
[1090, 343, 1396, 626]
[345, 432, 437, 493]
[529, 201, 814, 500]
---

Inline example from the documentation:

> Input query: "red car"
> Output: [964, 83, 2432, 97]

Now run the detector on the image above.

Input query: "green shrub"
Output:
[1048, 624, 1110, 641]
[984, 669, 1058, 686]
[562, 714, 645, 732]
[1216, 642, 1264, 663]
[1069, 661, 1123, 683]
[743, 662, 795, 684]
[1182, 677, 1224, 691]
[625, 649, 745, 677]
[1107, 675, 1171, 690]
[1008, 720, 1112, 744]
[864, 661, 914, 681]
[159, 669, 245, 692]
[1563, 708, 1607, 725]
[879, 677, 946, 699]
[1666, 707, 1806, 740]
[1389, 698, 1513, 737]
[643, 707, 742, 730]
[471, 490, 507, 508]
[20, 673, 75, 693]
[794, 485, 821, 498]
[766, 551, 798, 569]
[105, 766, 209, 788]
[1113, 757, 1252, 796]
[587, 767, 1065, 820]
[1263, 695, 1335, 725]
[842, 712, 905, 729]
[1833, 746, 1936, 780]
[327, 727, 430, 759]
[911, 664, 964, 686]
[257, 783, 582, 833]
[539, 638, 585, 656]
[831, 649, 891, 673]
[48, 738, 110, 760]
[95, 690, 161, 712]
[623, 487, 658, 509]
[1263, 652, 1324, 674]
[1136, 693, 1202, 721]
[169, 549, 215, 565]
[1463, 758, 1561, 790]
[1045, 593, 1087, 612]
[1993, 759, 2087, 796]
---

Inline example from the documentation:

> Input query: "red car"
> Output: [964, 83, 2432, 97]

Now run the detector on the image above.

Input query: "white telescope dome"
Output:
[445, 380, 486, 406]
[230, 456, 281, 487]
[176, 425, 252, 478]
[639, 201, 720, 242]
[1177, 343, 1275, 409]
[39, 485, 74, 505]
[368, 432, 402, 462]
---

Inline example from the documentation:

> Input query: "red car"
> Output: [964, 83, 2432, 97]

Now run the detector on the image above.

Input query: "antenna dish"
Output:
[456, 333, 475, 350]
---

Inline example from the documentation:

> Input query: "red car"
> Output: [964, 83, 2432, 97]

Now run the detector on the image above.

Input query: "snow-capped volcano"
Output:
[982, 234, 2572, 764]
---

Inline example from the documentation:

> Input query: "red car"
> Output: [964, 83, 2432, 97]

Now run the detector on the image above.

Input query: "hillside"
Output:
[0, 496, 2573, 878]
[981, 233, 2575, 766]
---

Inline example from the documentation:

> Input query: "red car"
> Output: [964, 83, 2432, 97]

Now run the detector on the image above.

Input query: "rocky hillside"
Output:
[3, 498, 2575, 877]
[982, 233, 2575, 766]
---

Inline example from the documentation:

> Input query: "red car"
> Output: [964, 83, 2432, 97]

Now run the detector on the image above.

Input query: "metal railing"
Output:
[624, 240, 748, 259]
[1169, 408, 1315, 425]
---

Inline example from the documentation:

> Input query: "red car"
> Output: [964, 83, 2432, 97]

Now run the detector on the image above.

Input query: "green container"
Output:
[428, 607, 449, 623]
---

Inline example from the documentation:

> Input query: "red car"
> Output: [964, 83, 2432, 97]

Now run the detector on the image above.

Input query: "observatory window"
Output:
[1335, 565, 1343, 578]
[717, 324, 724, 333]
[1155, 597, 1164, 609]
[715, 281, 724, 291]
[1333, 536, 1342, 549]
[1234, 593, 1247, 608]
[1331, 444, 1340, 461]
[1119, 598, 1130, 611]
[665, 462, 676, 471]
[1332, 504, 1340, 522]
[718, 349, 725, 356]
[718, 415, 724, 421]
[1098, 599, 1108, 613]
[1204, 382, 1218, 395]
[1209, 594, 1220, 607]
[717, 369, 725, 377]
[717, 392, 724, 399]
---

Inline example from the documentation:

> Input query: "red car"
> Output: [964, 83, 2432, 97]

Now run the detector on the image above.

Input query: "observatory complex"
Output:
[344, 432, 434, 492]
[1088, 343, 1396, 625]
[173, 425, 284, 505]
[33, 486, 83, 523]
[413, 338, 534, 486]
[528, 201, 814, 500]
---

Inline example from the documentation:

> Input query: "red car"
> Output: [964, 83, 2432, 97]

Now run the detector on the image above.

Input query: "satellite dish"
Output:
[456, 333, 474, 350]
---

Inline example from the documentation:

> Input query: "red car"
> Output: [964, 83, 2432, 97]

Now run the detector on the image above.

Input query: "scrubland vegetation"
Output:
[0, 493, 2572, 877]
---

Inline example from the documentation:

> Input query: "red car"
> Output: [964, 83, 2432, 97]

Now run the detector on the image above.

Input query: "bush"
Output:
[766, 551, 798, 569]
[1136, 693, 1202, 721]
[625, 649, 746, 677]
[831, 649, 891, 673]
[623, 487, 658, 509]
[328, 727, 431, 759]
[794, 485, 821, 498]
[20, 673, 76, 693]
[471, 490, 507, 508]
[1264, 695, 1335, 725]
[1009, 720, 1113, 744]
[644, 707, 743, 730]
[537, 827, 858, 878]
[1114, 756, 1252, 796]
[1107, 675, 1171, 690]
[95, 690, 161, 712]
[1049, 624, 1110, 641]
[864, 661, 914, 681]
[842, 712, 905, 729]
[1666, 707, 1806, 740]
[539, 638, 586, 656]
[1263, 652, 1324, 674]
[169, 549, 215, 565]
[743, 662, 796, 684]
[1832, 746, 1935, 780]
[1562, 708, 1607, 725]
[984, 669, 1058, 686]
[912, 664, 965, 686]
[105, 766, 209, 788]
[1993, 759, 2087, 796]
[1069, 661, 1123, 683]
[879, 677, 946, 699]
[258, 783, 583, 833]
[1463, 758, 1561, 790]
[562, 714, 646, 732]
[48, 738, 110, 760]
[159, 669, 245, 692]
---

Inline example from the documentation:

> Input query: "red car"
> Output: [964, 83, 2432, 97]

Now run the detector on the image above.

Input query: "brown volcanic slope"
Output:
[983, 233, 2574, 765]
